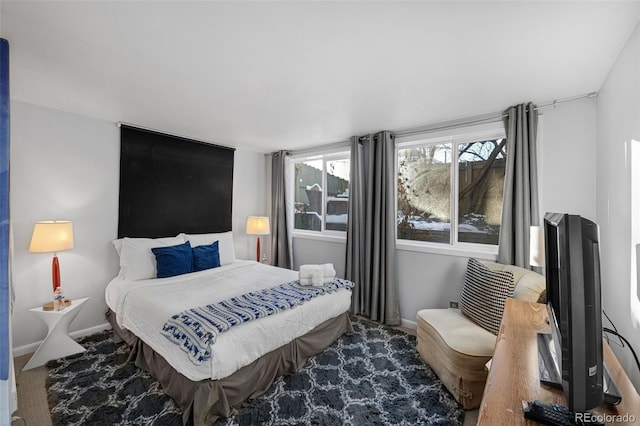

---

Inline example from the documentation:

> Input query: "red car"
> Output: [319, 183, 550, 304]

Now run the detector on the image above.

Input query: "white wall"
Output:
[10, 101, 266, 352]
[10, 101, 120, 350]
[596, 21, 640, 389]
[538, 98, 597, 221]
[232, 149, 268, 260]
[292, 97, 598, 326]
[292, 237, 346, 278]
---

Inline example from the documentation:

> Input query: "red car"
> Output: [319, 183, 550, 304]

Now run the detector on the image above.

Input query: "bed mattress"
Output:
[105, 260, 352, 381]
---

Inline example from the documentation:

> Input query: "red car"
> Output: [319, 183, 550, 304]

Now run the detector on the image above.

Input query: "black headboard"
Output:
[118, 125, 235, 238]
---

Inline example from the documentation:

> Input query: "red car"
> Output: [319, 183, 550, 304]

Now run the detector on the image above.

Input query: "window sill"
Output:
[291, 232, 499, 261]
[292, 231, 347, 244]
[395, 240, 499, 261]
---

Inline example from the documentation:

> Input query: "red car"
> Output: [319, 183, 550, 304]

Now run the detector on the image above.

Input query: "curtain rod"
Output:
[536, 91, 597, 109]
[122, 91, 597, 156]
[288, 91, 597, 152]
[284, 139, 351, 157]
[393, 91, 598, 139]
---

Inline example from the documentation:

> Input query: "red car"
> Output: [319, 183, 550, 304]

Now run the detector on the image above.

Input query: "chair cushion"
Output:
[459, 258, 515, 335]
[484, 262, 546, 303]
[417, 308, 496, 357]
[512, 272, 546, 302]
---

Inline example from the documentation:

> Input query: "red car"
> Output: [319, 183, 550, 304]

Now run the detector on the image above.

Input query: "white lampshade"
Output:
[529, 226, 545, 267]
[29, 221, 74, 253]
[246, 216, 270, 235]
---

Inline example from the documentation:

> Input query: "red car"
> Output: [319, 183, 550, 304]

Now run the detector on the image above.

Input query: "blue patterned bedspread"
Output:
[162, 279, 355, 364]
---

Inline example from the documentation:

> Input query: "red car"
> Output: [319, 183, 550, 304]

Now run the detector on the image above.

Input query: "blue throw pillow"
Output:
[152, 241, 194, 278]
[192, 241, 221, 272]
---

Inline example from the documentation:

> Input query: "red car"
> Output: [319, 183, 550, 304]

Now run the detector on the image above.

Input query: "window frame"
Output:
[395, 122, 506, 258]
[290, 149, 351, 240]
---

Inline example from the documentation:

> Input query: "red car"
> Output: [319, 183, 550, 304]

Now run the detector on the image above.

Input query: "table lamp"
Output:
[29, 221, 74, 308]
[246, 216, 270, 262]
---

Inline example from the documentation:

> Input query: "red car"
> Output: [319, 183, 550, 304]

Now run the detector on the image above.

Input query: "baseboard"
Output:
[12, 322, 112, 358]
[401, 318, 417, 330]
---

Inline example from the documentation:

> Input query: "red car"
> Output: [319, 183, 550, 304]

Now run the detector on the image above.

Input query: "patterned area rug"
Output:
[46, 332, 182, 425]
[46, 317, 464, 425]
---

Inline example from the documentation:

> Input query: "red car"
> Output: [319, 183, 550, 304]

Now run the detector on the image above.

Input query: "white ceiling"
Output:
[2, 1, 639, 152]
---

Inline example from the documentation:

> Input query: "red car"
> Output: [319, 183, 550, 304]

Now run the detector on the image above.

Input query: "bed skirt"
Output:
[106, 309, 353, 425]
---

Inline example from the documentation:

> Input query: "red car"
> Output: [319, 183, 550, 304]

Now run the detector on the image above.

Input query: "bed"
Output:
[105, 232, 353, 425]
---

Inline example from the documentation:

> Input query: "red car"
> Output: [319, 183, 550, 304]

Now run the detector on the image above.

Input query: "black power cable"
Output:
[602, 310, 640, 373]
[602, 327, 640, 372]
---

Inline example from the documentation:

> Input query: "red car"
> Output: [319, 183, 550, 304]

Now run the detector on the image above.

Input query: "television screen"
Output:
[542, 212, 604, 413]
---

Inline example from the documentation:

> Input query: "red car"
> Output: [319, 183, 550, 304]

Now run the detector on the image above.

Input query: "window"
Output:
[293, 152, 350, 233]
[397, 125, 506, 247]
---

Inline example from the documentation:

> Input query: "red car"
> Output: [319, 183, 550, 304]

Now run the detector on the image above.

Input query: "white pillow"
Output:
[119, 235, 185, 280]
[181, 231, 236, 266]
[112, 238, 125, 257]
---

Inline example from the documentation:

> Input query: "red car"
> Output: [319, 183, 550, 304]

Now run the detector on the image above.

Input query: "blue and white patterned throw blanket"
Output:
[162, 279, 355, 364]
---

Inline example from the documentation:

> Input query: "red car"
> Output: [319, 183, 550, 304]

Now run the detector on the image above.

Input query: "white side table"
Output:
[22, 297, 90, 371]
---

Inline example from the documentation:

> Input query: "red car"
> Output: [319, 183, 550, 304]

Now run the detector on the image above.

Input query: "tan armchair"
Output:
[416, 261, 545, 409]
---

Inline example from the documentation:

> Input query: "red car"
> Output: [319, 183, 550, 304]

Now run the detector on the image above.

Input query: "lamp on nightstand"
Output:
[246, 216, 270, 262]
[29, 220, 74, 309]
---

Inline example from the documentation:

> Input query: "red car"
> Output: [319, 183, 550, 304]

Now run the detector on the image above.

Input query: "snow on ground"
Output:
[397, 213, 497, 234]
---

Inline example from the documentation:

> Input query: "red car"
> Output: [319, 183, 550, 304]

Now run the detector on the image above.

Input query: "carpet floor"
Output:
[46, 316, 465, 425]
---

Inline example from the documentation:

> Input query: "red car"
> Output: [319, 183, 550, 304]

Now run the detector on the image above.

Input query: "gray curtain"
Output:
[270, 150, 293, 269]
[346, 131, 400, 325]
[498, 102, 540, 267]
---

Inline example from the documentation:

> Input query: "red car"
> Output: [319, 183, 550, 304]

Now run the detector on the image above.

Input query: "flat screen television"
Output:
[541, 212, 604, 413]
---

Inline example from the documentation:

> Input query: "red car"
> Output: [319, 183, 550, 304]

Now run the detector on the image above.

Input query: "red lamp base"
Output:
[52, 254, 61, 291]
[256, 237, 261, 262]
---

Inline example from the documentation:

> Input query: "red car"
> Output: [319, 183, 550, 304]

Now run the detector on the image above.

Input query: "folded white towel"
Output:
[298, 263, 336, 286]
[299, 274, 336, 286]
[299, 263, 336, 278]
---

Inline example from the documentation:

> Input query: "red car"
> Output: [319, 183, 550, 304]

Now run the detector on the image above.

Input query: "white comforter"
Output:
[105, 260, 352, 381]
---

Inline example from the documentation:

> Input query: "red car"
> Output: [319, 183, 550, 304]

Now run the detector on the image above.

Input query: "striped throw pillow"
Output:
[459, 258, 515, 335]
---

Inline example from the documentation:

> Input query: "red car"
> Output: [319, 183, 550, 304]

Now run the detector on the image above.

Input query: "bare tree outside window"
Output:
[457, 139, 506, 245]
[397, 138, 506, 245]
[397, 144, 451, 242]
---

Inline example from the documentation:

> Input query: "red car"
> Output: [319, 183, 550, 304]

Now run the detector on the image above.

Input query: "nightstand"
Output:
[22, 297, 90, 371]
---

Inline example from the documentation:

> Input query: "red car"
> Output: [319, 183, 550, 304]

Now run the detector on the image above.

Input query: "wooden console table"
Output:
[478, 298, 640, 425]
